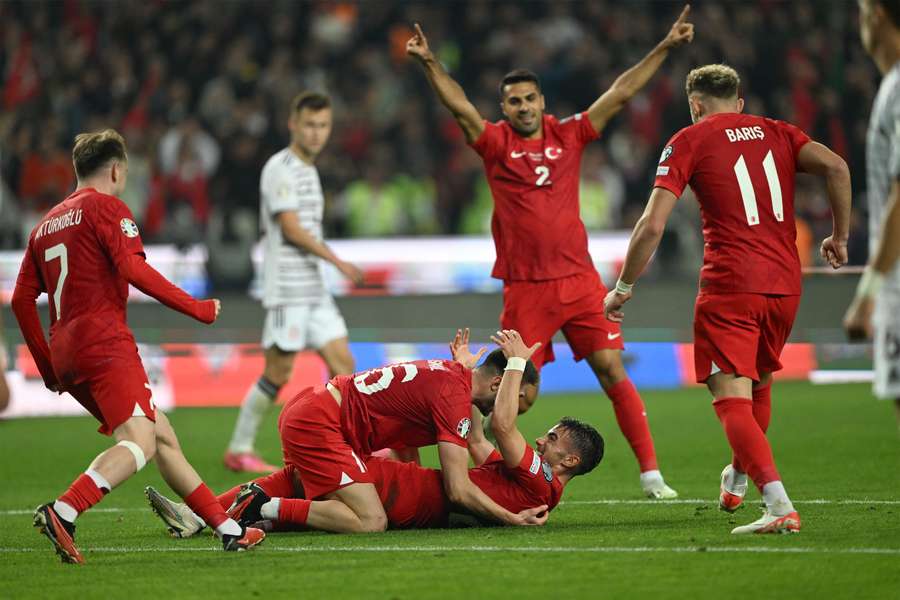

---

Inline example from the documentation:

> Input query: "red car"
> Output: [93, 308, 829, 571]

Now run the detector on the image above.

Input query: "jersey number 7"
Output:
[733, 150, 783, 226]
[44, 243, 68, 320]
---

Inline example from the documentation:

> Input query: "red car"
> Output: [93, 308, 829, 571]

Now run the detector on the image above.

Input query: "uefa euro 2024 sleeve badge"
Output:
[120, 218, 139, 238]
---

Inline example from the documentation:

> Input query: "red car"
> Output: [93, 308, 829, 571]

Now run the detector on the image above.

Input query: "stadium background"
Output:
[0, 0, 872, 416]
[2, 2, 899, 597]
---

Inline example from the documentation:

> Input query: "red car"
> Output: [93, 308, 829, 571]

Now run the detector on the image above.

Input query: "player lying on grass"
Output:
[11, 129, 264, 564]
[164, 328, 544, 533]
[147, 330, 604, 534]
[604, 64, 851, 534]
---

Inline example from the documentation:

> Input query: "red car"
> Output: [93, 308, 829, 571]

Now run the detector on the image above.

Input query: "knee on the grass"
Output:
[357, 512, 388, 533]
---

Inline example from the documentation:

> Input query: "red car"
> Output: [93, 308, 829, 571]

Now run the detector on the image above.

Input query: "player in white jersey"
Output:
[225, 92, 363, 471]
[845, 0, 900, 432]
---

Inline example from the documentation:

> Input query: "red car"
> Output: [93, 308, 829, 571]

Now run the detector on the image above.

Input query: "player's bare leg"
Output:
[154, 411, 265, 550]
[34, 416, 157, 564]
[708, 372, 800, 533]
[319, 483, 388, 533]
[585, 349, 676, 498]
[224, 345, 292, 472]
[318, 336, 355, 377]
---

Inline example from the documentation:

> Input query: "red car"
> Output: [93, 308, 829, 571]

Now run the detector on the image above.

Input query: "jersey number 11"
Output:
[733, 150, 784, 226]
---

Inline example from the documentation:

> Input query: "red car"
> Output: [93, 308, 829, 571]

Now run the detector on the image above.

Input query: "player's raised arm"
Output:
[408, 23, 485, 144]
[438, 441, 548, 526]
[489, 329, 541, 468]
[796, 141, 852, 269]
[466, 405, 496, 466]
[586, 5, 694, 133]
[604, 187, 680, 323]
[10, 245, 60, 391]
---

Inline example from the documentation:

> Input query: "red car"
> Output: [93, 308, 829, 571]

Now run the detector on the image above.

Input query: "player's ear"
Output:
[736, 97, 745, 113]
[563, 453, 581, 470]
[491, 375, 503, 393]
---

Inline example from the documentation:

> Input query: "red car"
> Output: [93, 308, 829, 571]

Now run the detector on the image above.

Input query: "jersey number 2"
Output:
[733, 151, 783, 226]
[353, 363, 419, 395]
[44, 243, 68, 320]
[534, 166, 551, 186]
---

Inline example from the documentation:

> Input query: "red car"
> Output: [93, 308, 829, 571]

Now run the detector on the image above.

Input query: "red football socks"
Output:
[185, 483, 228, 529]
[606, 379, 659, 472]
[58, 474, 107, 515]
[278, 498, 311, 525]
[714, 397, 780, 491]
[217, 467, 299, 509]
[732, 384, 772, 473]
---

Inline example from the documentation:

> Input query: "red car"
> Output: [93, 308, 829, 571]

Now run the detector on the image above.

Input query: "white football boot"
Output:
[719, 464, 748, 512]
[145, 486, 206, 538]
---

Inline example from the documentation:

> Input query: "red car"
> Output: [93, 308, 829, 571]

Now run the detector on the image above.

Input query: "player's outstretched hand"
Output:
[511, 505, 550, 526]
[212, 299, 221, 319]
[843, 296, 874, 341]
[662, 4, 694, 49]
[820, 235, 848, 270]
[603, 289, 631, 323]
[490, 329, 541, 361]
[406, 23, 433, 61]
[338, 260, 364, 286]
[449, 327, 487, 369]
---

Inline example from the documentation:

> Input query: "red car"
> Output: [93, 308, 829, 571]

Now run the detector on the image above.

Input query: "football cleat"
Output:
[227, 482, 271, 528]
[719, 464, 748, 513]
[223, 451, 278, 473]
[145, 486, 206, 538]
[33, 503, 84, 564]
[642, 477, 679, 500]
[731, 510, 801, 534]
[222, 526, 266, 551]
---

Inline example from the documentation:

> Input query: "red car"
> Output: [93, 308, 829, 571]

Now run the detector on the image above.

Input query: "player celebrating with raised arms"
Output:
[408, 6, 694, 499]
[604, 64, 851, 533]
[12, 129, 264, 563]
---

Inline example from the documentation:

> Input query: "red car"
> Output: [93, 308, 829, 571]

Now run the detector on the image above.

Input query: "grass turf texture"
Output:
[1, 381, 898, 599]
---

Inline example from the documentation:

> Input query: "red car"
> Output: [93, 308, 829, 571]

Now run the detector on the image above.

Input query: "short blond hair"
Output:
[72, 129, 127, 179]
[685, 64, 741, 99]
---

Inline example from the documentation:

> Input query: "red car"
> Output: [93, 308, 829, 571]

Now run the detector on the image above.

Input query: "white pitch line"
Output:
[0, 545, 898, 556]
[561, 499, 900, 506]
[2, 498, 899, 516]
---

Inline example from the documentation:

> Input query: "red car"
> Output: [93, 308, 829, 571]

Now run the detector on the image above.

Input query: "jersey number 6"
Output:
[353, 363, 419, 395]
[44, 243, 68, 320]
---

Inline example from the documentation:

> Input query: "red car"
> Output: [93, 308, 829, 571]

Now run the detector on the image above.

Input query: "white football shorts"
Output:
[873, 290, 900, 400]
[262, 294, 349, 353]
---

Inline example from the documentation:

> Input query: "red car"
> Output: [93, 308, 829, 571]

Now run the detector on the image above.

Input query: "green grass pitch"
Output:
[1, 381, 898, 599]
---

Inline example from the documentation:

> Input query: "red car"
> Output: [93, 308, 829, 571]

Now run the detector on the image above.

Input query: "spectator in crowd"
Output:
[0, 0, 880, 272]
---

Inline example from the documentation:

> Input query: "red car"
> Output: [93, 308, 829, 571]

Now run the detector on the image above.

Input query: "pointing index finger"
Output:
[675, 4, 690, 25]
[414, 22, 425, 38]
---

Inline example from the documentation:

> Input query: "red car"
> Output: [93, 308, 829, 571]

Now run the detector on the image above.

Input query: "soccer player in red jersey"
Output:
[11, 130, 264, 563]
[147, 330, 603, 535]
[408, 7, 695, 499]
[217, 337, 546, 533]
[604, 65, 852, 533]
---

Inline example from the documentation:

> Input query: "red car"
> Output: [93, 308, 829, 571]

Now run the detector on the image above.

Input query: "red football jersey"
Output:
[653, 113, 811, 295]
[366, 456, 449, 529]
[367, 444, 563, 529]
[468, 446, 564, 514]
[335, 359, 473, 455]
[16, 188, 145, 372]
[471, 112, 599, 281]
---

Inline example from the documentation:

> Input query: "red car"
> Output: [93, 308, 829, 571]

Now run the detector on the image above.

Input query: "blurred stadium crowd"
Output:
[0, 0, 876, 269]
